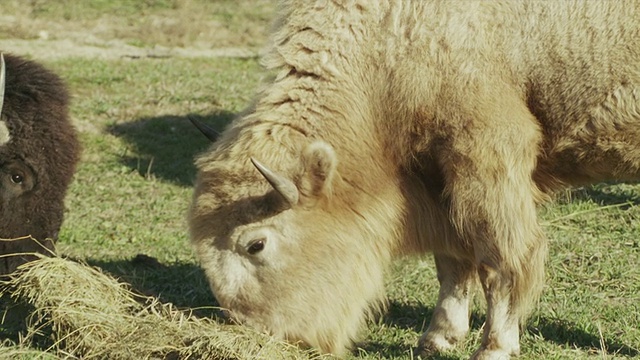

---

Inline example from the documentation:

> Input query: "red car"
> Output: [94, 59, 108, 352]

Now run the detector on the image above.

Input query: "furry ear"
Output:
[297, 141, 337, 200]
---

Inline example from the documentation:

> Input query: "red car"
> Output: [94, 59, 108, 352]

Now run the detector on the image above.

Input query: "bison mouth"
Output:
[221, 308, 266, 331]
[222, 307, 285, 337]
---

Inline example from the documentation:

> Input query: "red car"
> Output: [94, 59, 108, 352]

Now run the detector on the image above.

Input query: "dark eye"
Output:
[11, 174, 23, 184]
[247, 239, 266, 255]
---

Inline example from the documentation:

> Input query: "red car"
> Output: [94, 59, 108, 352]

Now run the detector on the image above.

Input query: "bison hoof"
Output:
[414, 333, 458, 358]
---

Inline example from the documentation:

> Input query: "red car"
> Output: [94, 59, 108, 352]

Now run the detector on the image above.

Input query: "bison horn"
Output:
[251, 158, 299, 207]
[189, 115, 219, 142]
[0, 53, 5, 118]
[0, 53, 10, 146]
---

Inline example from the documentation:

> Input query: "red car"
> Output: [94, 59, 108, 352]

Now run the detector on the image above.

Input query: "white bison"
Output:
[189, 1, 640, 359]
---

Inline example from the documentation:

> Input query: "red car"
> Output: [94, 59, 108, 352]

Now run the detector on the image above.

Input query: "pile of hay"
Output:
[0, 256, 324, 360]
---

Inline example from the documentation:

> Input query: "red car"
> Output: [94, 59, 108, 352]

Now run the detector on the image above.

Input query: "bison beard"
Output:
[0, 53, 80, 274]
[189, 1, 640, 359]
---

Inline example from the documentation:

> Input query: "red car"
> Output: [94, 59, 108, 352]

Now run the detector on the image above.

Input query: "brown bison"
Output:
[0, 53, 80, 274]
[189, 1, 640, 359]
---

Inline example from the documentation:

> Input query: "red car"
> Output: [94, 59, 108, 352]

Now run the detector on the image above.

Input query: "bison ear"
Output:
[298, 141, 337, 201]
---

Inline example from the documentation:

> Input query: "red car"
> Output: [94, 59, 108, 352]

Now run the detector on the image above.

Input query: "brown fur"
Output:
[0, 53, 80, 274]
[189, 1, 640, 359]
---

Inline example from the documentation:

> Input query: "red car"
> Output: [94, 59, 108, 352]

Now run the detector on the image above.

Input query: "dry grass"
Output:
[0, 0, 274, 50]
[0, 256, 324, 360]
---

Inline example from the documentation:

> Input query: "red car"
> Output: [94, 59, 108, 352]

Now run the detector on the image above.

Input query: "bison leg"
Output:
[468, 176, 545, 359]
[468, 170, 545, 359]
[417, 253, 475, 354]
[436, 93, 547, 359]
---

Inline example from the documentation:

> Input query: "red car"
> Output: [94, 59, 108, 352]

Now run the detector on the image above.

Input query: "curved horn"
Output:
[0, 53, 5, 118]
[251, 158, 299, 207]
[0, 53, 10, 146]
[189, 115, 219, 142]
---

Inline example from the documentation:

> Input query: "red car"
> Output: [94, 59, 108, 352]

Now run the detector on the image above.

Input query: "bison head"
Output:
[189, 138, 391, 355]
[0, 53, 80, 274]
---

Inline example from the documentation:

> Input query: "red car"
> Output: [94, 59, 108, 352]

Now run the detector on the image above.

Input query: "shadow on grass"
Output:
[355, 301, 486, 359]
[0, 296, 34, 344]
[108, 111, 235, 187]
[353, 301, 431, 358]
[86, 255, 221, 319]
[529, 317, 639, 358]
[565, 183, 640, 207]
[359, 301, 639, 358]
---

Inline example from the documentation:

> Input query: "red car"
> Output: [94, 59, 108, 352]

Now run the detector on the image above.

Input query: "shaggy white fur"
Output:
[190, 1, 640, 359]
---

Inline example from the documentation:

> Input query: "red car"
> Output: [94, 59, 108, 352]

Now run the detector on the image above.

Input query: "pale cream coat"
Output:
[189, 1, 640, 359]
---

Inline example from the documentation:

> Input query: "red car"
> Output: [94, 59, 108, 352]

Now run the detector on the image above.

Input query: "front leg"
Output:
[417, 253, 475, 354]
[434, 89, 547, 359]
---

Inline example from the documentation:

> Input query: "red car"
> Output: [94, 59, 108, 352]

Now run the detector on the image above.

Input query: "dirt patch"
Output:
[2, 38, 261, 60]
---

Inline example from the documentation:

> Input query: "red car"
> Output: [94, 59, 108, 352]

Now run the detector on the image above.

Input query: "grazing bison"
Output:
[189, 1, 640, 359]
[0, 53, 80, 275]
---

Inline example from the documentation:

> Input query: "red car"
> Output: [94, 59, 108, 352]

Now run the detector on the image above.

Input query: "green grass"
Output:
[49, 57, 263, 311]
[1, 1, 639, 359]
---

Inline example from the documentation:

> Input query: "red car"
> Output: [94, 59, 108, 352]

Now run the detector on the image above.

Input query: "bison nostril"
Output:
[219, 309, 238, 324]
[220, 309, 230, 318]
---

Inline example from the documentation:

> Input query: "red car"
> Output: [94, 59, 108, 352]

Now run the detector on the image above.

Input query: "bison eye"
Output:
[11, 174, 23, 184]
[247, 239, 266, 255]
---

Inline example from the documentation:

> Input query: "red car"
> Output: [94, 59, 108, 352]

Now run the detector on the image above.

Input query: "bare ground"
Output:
[1, 37, 260, 60]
